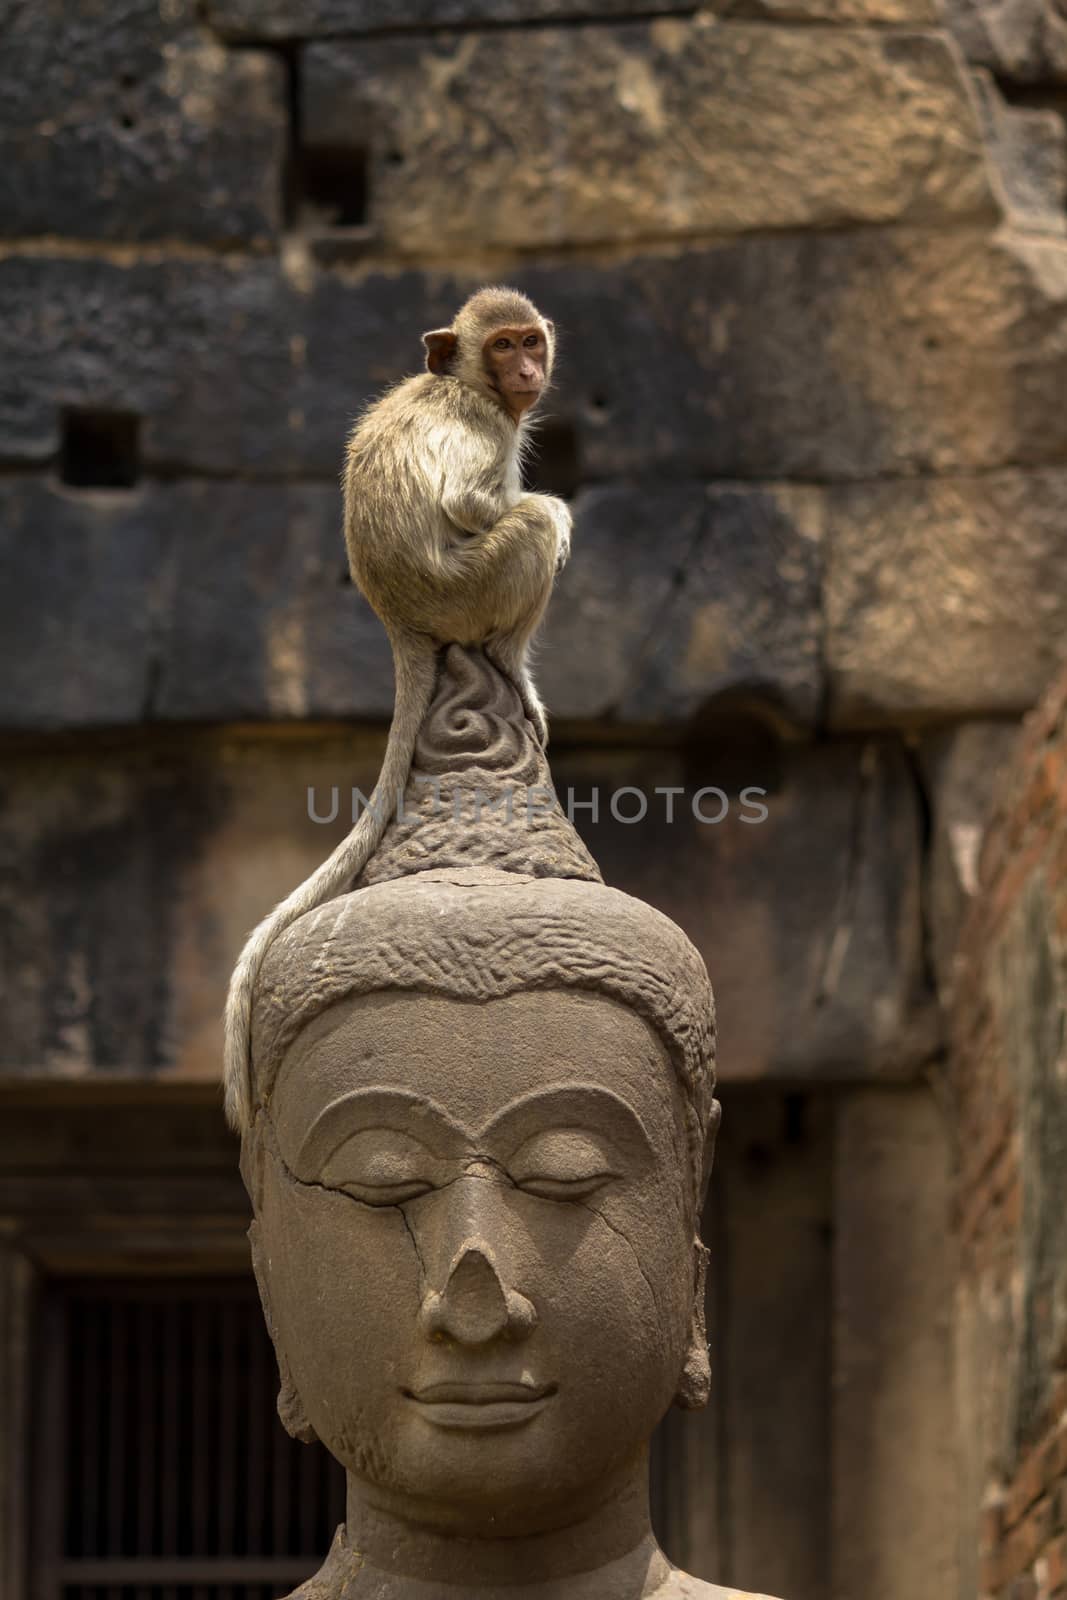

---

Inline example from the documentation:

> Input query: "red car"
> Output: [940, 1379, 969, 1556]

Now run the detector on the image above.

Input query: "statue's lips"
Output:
[405, 1381, 556, 1430]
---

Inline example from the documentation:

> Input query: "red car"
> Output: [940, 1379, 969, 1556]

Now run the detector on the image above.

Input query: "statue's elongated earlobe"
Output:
[277, 1362, 319, 1445]
[674, 1238, 712, 1411]
[249, 1218, 320, 1444]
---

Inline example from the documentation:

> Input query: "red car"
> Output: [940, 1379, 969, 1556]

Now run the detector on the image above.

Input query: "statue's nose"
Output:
[419, 1239, 537, 1346]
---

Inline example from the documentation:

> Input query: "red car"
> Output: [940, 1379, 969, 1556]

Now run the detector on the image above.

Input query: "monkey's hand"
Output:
[533, 493, 572, 574]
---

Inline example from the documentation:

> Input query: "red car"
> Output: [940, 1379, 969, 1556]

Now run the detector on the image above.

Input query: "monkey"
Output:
[224, 285, 572, 1130]
[344, 283, 571, 743]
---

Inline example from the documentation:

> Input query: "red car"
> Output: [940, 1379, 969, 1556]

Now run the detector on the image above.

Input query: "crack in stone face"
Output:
[257, 1117, 671, 1335]
[572, 1196, 664, 1323]
[262, 1126, 527, 1294]
[396, 1204, 428, 1285]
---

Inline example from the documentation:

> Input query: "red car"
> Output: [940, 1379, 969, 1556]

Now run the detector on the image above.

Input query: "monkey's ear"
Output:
[543, 318, 556, 339]
[423, 328, 457, 375]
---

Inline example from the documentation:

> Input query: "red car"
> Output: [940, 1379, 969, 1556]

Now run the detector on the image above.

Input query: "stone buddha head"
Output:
[230, 650, 766, 1600]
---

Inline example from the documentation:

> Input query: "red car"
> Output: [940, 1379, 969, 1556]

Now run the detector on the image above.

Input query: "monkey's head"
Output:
[422, 286, 556, 423]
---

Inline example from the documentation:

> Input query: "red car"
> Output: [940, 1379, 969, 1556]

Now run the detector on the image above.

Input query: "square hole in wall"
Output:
[295, 144, 368, 229]
[60, 408, 141, 489]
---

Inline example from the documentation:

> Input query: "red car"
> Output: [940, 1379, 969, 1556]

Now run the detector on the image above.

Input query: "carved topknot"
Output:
[360, 646, 601, 888]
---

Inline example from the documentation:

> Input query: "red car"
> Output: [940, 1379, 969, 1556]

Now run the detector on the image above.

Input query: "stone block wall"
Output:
[950, 664, 1067, 1600]
[2, 0, 1066, 1084]
[2, 1, 1067, 1596]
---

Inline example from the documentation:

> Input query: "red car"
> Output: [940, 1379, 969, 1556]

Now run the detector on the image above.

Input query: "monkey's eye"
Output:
[523, 334, 540, 348]
[493, 336, 513, 351]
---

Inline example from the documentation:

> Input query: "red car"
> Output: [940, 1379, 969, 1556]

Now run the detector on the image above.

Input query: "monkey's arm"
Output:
[440, 464, 572, 565]
[428, 413, 570, 628]
[442, 483, 503, 538]
[440, 456, 510, 539]
[427, 412, 514, 539]
[443, 478, 571, 588]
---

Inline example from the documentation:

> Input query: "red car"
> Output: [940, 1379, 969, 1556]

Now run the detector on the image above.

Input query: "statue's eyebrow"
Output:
[291, 1088, 470, 1176]
[478, 1084, 655, 1164]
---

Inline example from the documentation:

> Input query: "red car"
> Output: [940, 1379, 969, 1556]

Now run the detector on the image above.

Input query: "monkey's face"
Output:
[250, 988, 707, 1537]
[481, 323, 552, 419]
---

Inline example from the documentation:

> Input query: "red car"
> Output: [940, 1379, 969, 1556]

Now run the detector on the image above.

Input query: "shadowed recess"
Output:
[295, 145, 368, 228]
[523, 417, 582, 501]
[60, 408, 141, 489]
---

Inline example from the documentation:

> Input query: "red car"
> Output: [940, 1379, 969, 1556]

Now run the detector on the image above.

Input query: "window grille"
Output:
[34, 1277, 346, 1600]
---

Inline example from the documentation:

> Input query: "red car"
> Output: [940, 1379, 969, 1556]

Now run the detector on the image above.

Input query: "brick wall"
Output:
[951, 665, 1067, 1600]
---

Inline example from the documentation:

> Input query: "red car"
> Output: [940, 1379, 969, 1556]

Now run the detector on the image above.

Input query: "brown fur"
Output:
[223, 287, 571, 1130]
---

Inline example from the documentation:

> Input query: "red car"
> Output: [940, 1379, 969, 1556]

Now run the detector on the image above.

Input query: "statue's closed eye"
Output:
[320, 1128, 439, 1205]
[507, 1130, 618, 1201]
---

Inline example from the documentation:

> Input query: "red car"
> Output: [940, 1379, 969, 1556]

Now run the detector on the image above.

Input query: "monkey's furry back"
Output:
[344, 370, 529, 637]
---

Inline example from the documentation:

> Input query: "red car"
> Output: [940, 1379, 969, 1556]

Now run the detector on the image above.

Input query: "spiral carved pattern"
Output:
[361, 645, 602, 888]
[411, 645, 542, 781]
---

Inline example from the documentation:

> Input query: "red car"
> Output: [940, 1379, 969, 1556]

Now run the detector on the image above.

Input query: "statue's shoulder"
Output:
[281, 1542, 784, 1600]
[656, 1570, 784, 1600]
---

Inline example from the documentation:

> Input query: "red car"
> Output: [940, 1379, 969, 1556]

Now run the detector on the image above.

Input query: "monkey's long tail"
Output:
[222, 628, 440, 1132]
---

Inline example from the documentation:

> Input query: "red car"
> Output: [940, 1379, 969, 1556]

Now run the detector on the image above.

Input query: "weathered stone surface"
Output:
[302, 22, 996, 248]
[476, 229, 1067, 481]
[209, 0, 944, 28]
[153, 485, 393, 723]
[0, 478, 819, 731]
[0, 733, 380, 1081]
[971, 71, 1067, 232]
[0, 742, 223, 1078]
[0, 256, 300, 469]
[619, 486, 823, 728]
[541, 483, 824, 729]
[946, 0, 1067, 81]
[919, 719, 1022, 1002]
[826, 470, 1067, 728]
[717, 1092, 832, 1598]
[553, 737, 937, 1079]
[7, 228, 1067, 480]
[0, 481, 168, 729]
[0, 481, 391, 729]
[832, 1088, 959, 1600]
[0, 733, 934, 1082]
[709, 0, 937, 21]
[206, 0, 699, 38]
[0, 0, 285, 244]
